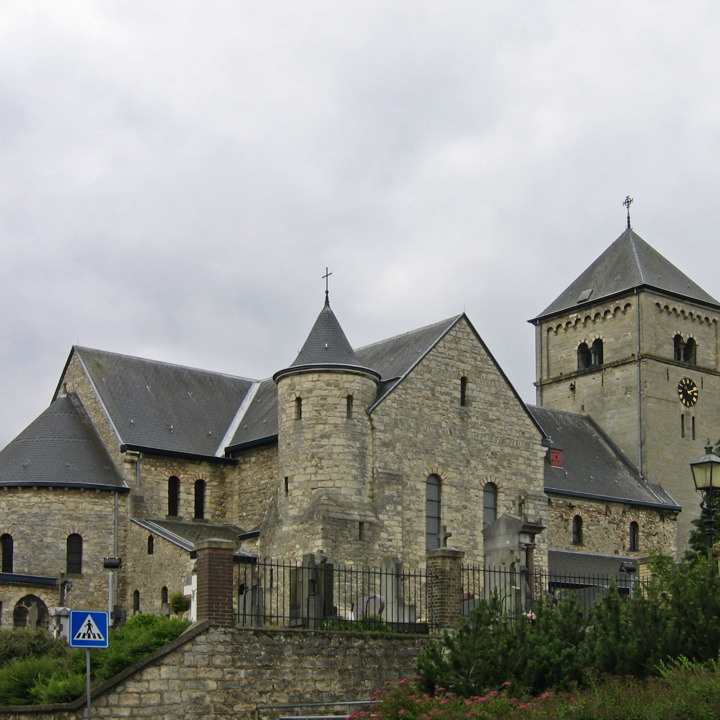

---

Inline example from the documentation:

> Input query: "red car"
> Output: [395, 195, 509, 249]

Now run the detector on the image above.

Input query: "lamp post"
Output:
[690, 443, 720, 563]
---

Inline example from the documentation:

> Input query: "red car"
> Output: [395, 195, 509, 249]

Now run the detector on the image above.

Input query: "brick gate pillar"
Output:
[195, 539, 235, 627]
[426, 548, 465, 631]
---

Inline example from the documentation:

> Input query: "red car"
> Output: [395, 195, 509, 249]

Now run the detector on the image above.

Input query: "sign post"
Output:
[69, 611, 109, 719]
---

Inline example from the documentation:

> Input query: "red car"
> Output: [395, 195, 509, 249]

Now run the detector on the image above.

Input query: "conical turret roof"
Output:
[274, 298, 380, 381]
[532, 228, 720, 322]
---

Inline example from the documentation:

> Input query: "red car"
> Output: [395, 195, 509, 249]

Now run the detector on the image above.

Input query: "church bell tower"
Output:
[530, 226, 720, 556]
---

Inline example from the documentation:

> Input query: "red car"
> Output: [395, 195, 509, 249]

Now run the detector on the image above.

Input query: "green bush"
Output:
[93, 613, 189, 682]
[28, 672, 86, 705]
[0, 628, 68, 668]
[0, 656, 68, 705]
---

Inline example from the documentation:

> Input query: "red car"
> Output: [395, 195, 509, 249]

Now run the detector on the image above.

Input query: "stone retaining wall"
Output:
[0, 621, 428, 720]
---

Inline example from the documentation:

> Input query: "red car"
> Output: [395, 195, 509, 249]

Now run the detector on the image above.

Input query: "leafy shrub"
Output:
[169, 592, 191, 616]
[0, 629, 68, 668]
[28, 672, 86, 705]
[93, 613, 189, 682]
[0, 656, 68, 705]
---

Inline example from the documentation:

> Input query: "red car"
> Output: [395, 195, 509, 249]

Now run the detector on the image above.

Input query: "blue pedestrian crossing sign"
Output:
[69, 611, 109, 648]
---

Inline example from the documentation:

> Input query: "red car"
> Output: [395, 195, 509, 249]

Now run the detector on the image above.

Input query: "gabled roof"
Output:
[58, 347, 255, 457]
[0, 394, 127, 490]
[532, 228, 720, 322]
[528, 405, 680, 511]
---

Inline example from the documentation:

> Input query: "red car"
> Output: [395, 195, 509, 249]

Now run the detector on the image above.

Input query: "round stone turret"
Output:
[267, 298, 381, 559]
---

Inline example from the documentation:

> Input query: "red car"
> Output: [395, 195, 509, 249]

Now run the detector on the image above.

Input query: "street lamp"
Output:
[690, 443, 720, 562]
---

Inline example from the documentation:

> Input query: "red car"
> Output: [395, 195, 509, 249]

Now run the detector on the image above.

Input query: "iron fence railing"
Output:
[236, 559, 429, 631]
[462, 563, 646, 618]
[235, 559, 646, 631]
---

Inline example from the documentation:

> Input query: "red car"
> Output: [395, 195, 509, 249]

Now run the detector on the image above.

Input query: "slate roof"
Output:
[0, 394, 127, 490]
[276, 299, 378, 378]
[60, 347, 255, 457]
[549, 549, 637, 586]
[232, 315, 465, 447]
[131, 518, 252, 556]
[528, 405, 680, 510]
[533, 228, 720, 322]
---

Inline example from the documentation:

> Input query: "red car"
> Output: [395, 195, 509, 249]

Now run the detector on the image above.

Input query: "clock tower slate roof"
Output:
[531, 228, 720, 322]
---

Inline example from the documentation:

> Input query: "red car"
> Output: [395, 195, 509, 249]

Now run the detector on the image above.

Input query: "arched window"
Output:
[591, 339, 604, 366]
[1, 534, 13, 573]
[194, 479, 206, 520]
[66, 534, 82, 574]
[147, 535, 154, 555]
[629, 521, 639, 551]
[674, 334, 684, 361]
[161, 586, 169, 604]
[13, 595, 48, 629]
[577, 343, 591, 370]
[168, 476, 180, 517]
[684, 338, 697, 364]
[572, 515, 583, 545]
[425, 474, 441, 552]
[133, 590, 140, 614]
[460, 377, 468, 407]
[483, 483, 497, 526]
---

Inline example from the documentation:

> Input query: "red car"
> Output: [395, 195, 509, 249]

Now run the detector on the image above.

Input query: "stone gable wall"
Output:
[231, 443, 278, 530]
[369, 319, 548, 570]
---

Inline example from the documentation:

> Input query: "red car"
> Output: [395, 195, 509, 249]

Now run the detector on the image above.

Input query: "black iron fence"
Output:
[236, 558, 429, 631]
[462, 563, 646, 618]
[235, 558, 645, 631]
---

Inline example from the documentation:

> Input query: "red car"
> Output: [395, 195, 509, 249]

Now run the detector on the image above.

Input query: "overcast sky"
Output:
[2, 1, 720, 448]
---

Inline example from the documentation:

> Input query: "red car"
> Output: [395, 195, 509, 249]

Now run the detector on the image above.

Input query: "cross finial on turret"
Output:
[623, 196, 633, 230]
[322, 267, 332, 306]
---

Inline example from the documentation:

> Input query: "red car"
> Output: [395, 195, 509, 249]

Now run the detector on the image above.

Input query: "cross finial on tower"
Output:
[322, 267, 332, 305]
[623, 196, 634, 230]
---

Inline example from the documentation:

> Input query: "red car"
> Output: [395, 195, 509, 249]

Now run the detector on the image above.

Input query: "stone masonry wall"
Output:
[0, 623, 428, 720]
[370, 318, 548, 571]
[547, 494, 677, 557]
[0, 486, 125, 625]
[124, 521, 195, 617]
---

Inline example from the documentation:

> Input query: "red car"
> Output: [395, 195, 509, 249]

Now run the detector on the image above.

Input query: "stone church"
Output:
[0, 223, 712, 628]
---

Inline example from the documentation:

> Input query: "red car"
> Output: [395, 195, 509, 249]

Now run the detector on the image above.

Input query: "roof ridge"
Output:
[354, 315, 462, 353]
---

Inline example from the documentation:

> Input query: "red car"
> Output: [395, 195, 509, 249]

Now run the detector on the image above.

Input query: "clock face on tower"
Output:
[677, 377, 699, 407]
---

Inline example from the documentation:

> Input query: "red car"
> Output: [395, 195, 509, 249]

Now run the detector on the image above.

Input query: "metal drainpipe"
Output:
[635, 289, 644, 476]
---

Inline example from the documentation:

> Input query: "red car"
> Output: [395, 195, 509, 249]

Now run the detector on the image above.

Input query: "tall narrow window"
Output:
[1, 534, 13, 573]
[629, 521, 639, 551]
[483, 483, 497, 526]
[194, 479, 206, 520]
[577, 343, 591, 370]
[591, 339, 604, 366]
[674, 334, 684, 361]
[66, 534, 83, 574]
[425, 474, 441, 552]
[684, 338, 697, 364]
[572, 515, 583, 546]
[147, 535, 154, 555]
[460, 377, 468, 407]
[168, 476, 180, 517]
[161, 586, 169, 604]
[346, 395, 353, 419]
[295, 397, 303, 420]
[133, 590, 140, 614]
